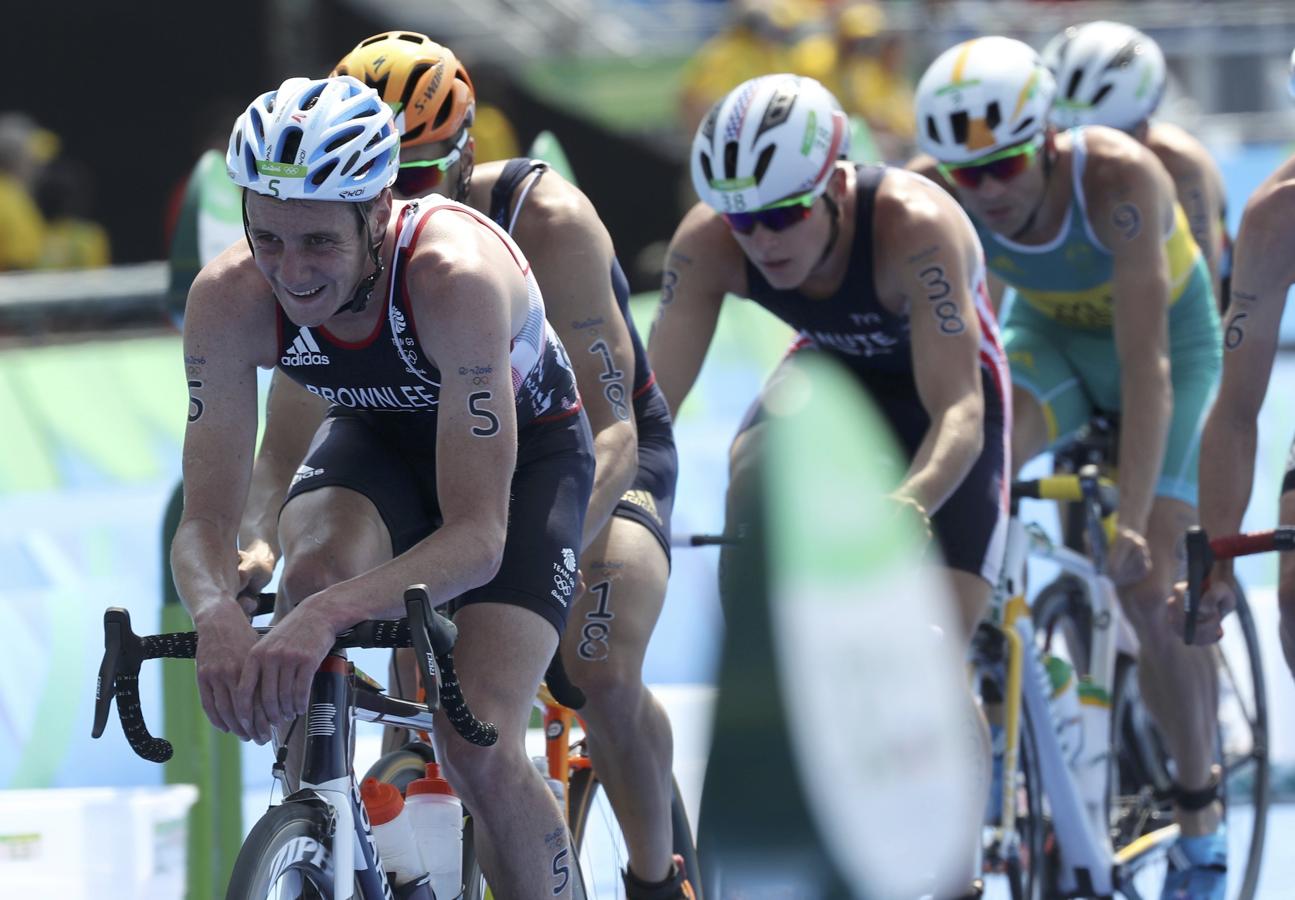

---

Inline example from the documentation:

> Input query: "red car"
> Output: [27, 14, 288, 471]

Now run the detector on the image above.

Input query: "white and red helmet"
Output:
[690, 74, 849, 213]
[227, 75, 399, 202]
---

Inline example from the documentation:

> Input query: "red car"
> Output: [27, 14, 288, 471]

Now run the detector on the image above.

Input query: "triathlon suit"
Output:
[278, 198, 595, 634]
[489, 159, 679, 561]
[738, 164, 1011, 583]
[982, 127, 1221, 506]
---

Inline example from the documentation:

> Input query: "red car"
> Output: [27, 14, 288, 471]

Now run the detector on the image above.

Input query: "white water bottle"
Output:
[407, 763, 464, 900]
[360, 777, 427, 887]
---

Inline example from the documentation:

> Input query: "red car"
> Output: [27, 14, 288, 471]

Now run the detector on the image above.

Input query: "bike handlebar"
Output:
[1183, 525, 1295, 644]
[92, 586, 498, 763]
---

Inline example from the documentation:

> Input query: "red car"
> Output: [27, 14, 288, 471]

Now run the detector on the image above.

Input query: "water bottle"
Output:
[1044, 655, 1084, 767]
[532, 756, 566, 808]
[1075, 676, 1114, 855]
[360, 777, 427, 887]
[406, 763, 463, 900]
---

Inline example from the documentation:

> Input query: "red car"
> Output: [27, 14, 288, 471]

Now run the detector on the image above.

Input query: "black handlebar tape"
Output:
[545, 651, 586, 711]
[114, 672, 174, 763]
[437, 652, 498, 747]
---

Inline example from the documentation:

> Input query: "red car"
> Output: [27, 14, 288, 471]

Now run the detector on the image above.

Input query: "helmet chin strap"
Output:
[815, 192, 842, 268]
[336, 205, 384, 315]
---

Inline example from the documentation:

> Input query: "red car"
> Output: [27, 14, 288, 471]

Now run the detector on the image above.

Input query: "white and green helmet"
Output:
[915, 37, 1056, 164]
[1042, 21, 1167, 132]
[690, 74, 849, 214]
[226, 75, 399, 201]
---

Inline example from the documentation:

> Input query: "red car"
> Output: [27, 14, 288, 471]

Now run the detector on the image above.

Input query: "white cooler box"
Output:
[0, 784, 198, 899]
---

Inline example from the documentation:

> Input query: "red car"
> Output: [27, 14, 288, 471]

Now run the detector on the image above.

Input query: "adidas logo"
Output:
[290, 465, 324, 488]
[281, 327, 330, 366]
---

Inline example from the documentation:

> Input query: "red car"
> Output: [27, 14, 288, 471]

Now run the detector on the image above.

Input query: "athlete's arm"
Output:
[647, 203, 743, 419]
[878, 179, 986, 515]
[1088, 136, 1175, 538]
[237, 369, 328, 588]
[515, 174, 637, 548]
[1152, 125, 1226, 306]
[1199, 175, 1295, 576]
[170, 249, 279, 741]
[300, 218, 520, 632]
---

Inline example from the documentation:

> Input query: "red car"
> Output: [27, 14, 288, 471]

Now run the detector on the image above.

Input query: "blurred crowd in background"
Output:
[0, 113, 110, 272]
[3, 0, 1293, 283]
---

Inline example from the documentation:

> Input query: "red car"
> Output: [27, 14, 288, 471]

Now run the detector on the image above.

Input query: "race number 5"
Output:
[468, 391, 500, 437]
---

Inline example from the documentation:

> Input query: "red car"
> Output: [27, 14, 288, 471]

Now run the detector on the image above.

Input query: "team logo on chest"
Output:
[281, 327, 331, 367]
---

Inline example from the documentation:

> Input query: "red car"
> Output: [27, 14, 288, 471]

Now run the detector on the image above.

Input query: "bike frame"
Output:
[991, 485, 1179, 897]
[293, 654, 440, 900]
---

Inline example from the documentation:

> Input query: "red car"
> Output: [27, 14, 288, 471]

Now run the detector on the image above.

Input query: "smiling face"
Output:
[243, 191, 389, 326]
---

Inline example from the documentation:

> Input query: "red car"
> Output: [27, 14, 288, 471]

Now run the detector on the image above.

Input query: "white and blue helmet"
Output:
[690, 74, 849, 213]
[1042, 22, 1167, 132]
[227, 75, 399, 201]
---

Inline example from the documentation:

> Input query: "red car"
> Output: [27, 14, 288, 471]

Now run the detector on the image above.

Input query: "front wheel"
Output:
[568, 766, 701, 899]
[226, 800, 345, 899]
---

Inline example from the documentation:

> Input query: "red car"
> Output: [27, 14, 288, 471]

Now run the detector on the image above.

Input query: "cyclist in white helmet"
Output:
[1044, 21, 1231, 310]
[171, 75, 595, 897]
[1172, 52, 1295, 687]
[911, 37, 1226, 898]
[650, 72, 1011, 899]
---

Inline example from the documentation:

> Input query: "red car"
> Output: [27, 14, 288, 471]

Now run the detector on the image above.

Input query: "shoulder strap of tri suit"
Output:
[852, 164, 885, 277]
[489, 158, 550, 233]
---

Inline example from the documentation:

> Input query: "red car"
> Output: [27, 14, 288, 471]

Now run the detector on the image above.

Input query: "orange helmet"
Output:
[332, 31, 475, 148]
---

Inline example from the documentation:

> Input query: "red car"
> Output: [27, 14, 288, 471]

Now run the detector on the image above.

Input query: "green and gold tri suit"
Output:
[977, 128, 1221, 505]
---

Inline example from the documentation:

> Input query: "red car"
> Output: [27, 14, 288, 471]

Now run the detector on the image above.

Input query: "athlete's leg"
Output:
[561, 518, 675, 882]
[434, 602, 574, 899]
[1277, 487, 1295, 683]
[275, 484, 394, 788]
[1010, 386, 1049, 476]
[1116, 497, 1222, 837]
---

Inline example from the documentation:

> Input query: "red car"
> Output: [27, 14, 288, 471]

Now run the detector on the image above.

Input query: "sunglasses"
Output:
[937, 137, 1042, 190]
[723, 191, 818, 235]
[394, 129, 469, 198]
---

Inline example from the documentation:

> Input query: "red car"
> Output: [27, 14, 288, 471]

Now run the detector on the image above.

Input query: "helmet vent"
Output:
[311, 160, 337, 187]
[434, 95, 454, 129]
[341, 151, 360, 177]
[700, 103, 720, 143]
[753, 145, 775, 184]
[372, 74, 391, 100]
[278, 128, 303, 165]
[1011, 117, 1036, 136]
[723, 141, 739, 180]
[699, 152, 714, 184]
[1065, 69, 1085, 101]
[361, 34, 386, 47]
[402, 63, 433, 114]
[925, 115, 940, 145]
[949, 111, 969, 144]
[1107, 40, 1139, 71]
[1091, 84, 1113, 107]
[326, 127, 362, 154]
[397, 32, 425, 43]
[299, 83, 326, 111]
[755, 82, 797, 141]
[405, 122, 427, 143]
[985, 102, 1001, 131]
